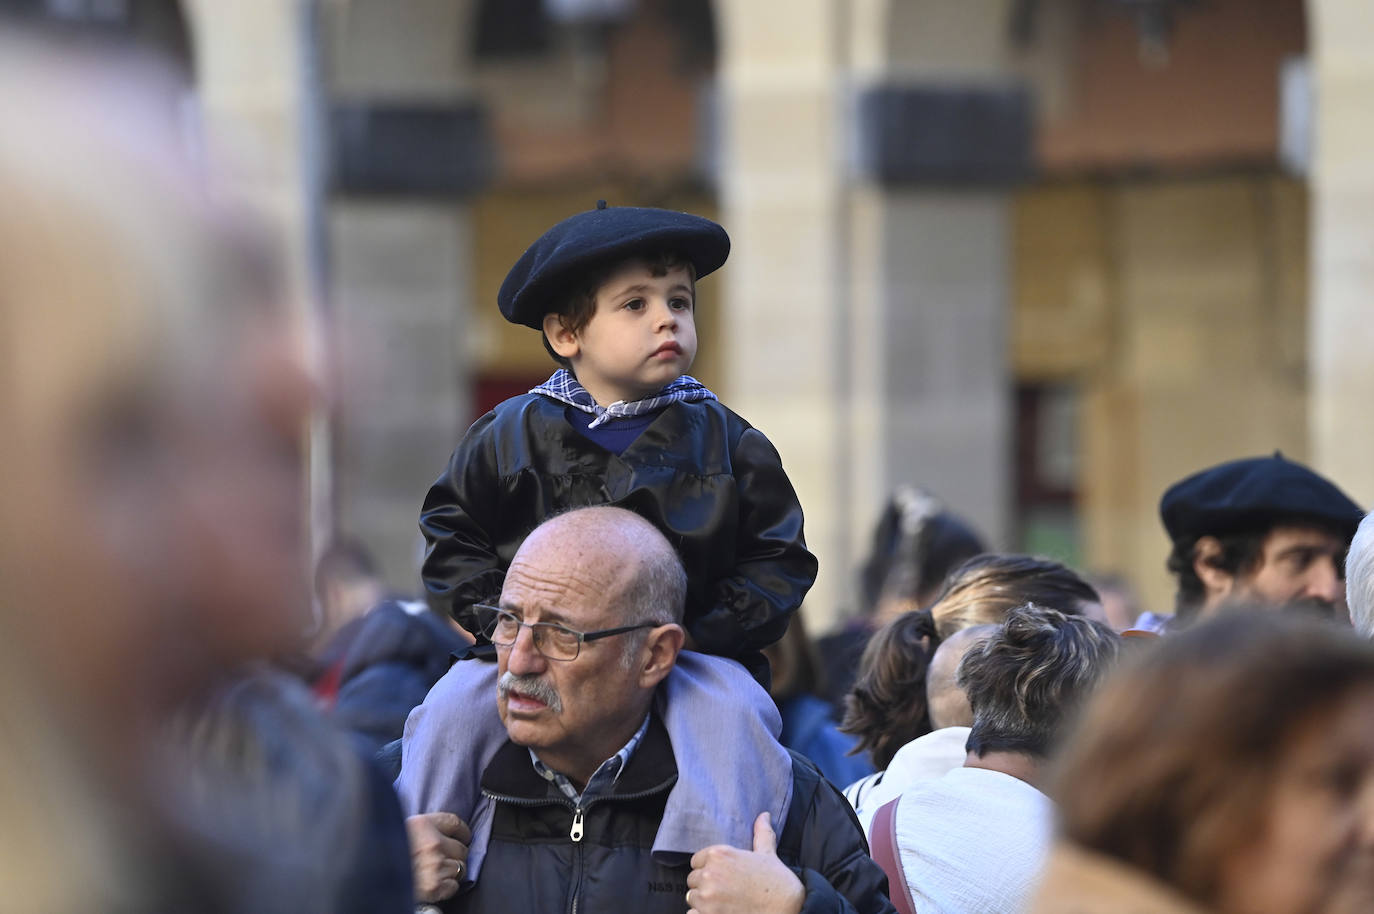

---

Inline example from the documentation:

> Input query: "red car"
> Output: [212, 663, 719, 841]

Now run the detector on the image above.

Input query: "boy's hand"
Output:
[408, 811, 472, 903]
[685, 812, 804, 914]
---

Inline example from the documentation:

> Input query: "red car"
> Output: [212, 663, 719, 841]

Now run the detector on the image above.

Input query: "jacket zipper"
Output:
[482, 782, 675, 914]
[570, 806, 583, 914]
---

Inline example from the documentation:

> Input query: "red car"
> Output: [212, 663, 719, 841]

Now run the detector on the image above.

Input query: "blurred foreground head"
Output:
[1045, 612, 1374, 914]
[0, 34, 314, 910]
[0, 33, 314, 712]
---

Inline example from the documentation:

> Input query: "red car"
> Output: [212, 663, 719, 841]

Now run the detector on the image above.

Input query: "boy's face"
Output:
[547, 258, 697, 405]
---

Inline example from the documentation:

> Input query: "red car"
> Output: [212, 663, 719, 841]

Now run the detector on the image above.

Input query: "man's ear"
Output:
[637, 623, 685, 690]
[542, 313, 580, 360]
[1193, 536, 1235, 603]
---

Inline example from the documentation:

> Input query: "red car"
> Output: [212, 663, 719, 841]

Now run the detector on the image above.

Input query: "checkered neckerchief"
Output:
[531, 369, 717, 429]
[530, 713, 651, 805]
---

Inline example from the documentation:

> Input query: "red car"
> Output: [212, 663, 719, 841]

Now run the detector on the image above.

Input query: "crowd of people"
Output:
[7, 32, 1374, 914]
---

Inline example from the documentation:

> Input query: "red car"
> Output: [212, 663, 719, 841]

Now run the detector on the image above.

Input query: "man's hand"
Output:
[686, 812, 804, 914]
[407, 811, 473, 904]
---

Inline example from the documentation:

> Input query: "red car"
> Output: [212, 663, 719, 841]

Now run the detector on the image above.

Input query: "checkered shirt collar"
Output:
[529, 713, 651, 805]
[530, 369, 717, 429]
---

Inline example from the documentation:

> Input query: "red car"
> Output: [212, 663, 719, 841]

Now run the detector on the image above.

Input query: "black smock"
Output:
[419, 394, 818, 680]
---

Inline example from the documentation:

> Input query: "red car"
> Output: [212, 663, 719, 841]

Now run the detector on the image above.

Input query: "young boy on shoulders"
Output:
[420, 201, 814, 678]
[397, 202, 818, 886]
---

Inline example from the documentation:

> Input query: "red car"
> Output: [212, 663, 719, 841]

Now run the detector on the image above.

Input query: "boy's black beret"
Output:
[497, 203, 730, 329]
[1159, 452, 1364, 543]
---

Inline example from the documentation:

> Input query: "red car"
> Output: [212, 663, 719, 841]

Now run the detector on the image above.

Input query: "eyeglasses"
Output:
[475, 604, 661, 662]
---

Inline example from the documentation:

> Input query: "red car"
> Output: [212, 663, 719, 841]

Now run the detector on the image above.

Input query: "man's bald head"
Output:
[496, 507, 687, 782]
[515, 506, 687, 628]
[926, 625, 997, 730]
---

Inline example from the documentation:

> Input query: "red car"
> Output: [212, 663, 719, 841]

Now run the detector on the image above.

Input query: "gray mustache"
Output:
[498, 671, 563, 713]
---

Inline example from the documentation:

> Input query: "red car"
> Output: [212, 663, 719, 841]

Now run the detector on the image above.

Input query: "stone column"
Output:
[1308, 0, 1374, 508]
[854, 0, 1023, 558]
[714, 0, 1023, 628]
[323, 0, 489, 597]
[714, 0, 850, 626]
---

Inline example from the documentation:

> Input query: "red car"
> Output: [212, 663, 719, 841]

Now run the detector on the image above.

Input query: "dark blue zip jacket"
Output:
[446, 715, 896, 914]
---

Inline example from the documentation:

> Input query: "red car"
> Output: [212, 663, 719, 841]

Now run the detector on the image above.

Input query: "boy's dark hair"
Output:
[541, 249, 697, 368]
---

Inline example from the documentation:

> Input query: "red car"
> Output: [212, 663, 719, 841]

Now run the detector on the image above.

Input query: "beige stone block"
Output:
[1310, 5, 1374, 505]
[846, 0, 890, 78]
[1268, 178, 1310, 377]
[1081, 385, 1141, 570]
[1115, 179, 1259, 263]
[1311, 0, 1374, 71]
[717, 0, 835, 71]
[184, 0, 304, 94]
[327, 0, 472, 99]
[724, 90, 835, 170]
[723, 395, 845, 628]
[887, 0, 1016, 75]
[1012, 184, 1111, 378]
[1314, 191, 1374, 266]
[201, 105, 306, 187]
[1120, 318, 1205, 388]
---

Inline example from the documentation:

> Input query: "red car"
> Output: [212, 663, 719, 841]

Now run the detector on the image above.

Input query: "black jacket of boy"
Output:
[419, 393, 817, 684]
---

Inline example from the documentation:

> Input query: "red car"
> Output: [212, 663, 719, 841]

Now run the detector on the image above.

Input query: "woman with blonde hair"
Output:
[841, 554, 1101, 828]
[928, 552, 1103, 640]
[1033, 611, 1374, 914]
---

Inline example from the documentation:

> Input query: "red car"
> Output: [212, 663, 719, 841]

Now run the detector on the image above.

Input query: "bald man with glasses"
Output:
[400, 506, 893, 914]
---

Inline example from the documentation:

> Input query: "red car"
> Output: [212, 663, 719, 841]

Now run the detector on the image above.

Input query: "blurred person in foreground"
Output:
[0, 36, 407, 913]
[403, 506, 894, 914]
[1347, 512, 1374, 638]
[1144, 453, 1364, 632]
[1032, 611, 1374, 914]
[840, 553, 1102, 825]
[873, 605, 1120, 914]
[817, 487, 986, 715]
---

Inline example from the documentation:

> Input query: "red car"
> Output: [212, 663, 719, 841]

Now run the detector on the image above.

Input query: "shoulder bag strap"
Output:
[870, 796, 917, 914]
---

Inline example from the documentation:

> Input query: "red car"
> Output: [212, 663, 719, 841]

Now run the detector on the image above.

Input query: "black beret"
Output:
[1159, 452, 1364, 543]
[497, 202, 731, 329]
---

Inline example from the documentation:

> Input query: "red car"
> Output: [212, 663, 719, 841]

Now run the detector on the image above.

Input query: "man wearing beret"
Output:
[1157, 452, 1365, 627]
